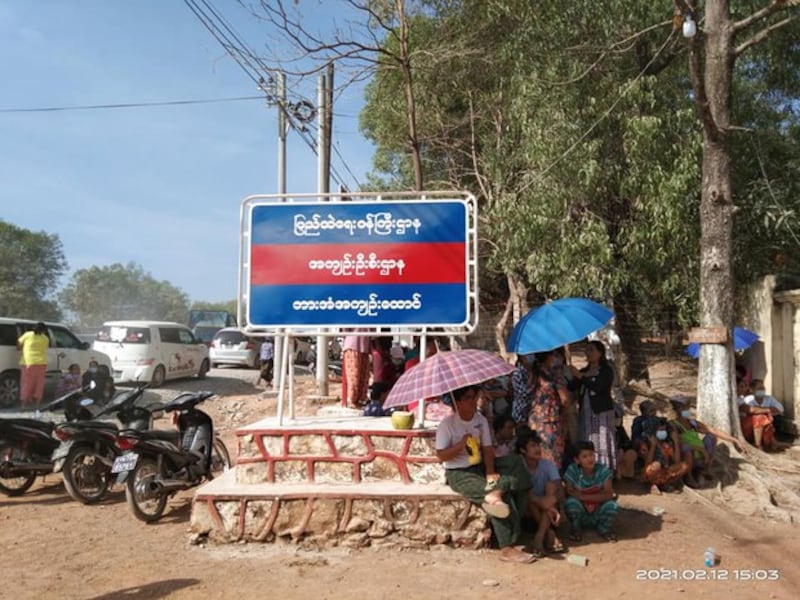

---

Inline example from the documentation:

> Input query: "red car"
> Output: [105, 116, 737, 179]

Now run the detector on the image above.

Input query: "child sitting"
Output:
[564, 440, 619, 543]
[641, 417, 688, 494]
[492, 414, 516, 458]
[516, 428, 566, 556]
[56, 363, 82, 397]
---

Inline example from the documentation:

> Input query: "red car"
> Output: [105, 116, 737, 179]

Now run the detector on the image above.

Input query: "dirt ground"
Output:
[2, 361, 800, 600]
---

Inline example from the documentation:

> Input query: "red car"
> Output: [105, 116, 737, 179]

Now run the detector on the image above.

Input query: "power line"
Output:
[0, 95, 264, 114]
[183, 0, 362, 191]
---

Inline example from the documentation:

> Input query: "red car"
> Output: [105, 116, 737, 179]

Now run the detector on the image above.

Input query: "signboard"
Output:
[688, 326, 728, 344]
[241, 195, 475, 331]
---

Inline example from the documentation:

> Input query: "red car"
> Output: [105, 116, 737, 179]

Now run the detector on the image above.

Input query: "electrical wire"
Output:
[183, 0, 362, 191]
[0, 95, 264, 113]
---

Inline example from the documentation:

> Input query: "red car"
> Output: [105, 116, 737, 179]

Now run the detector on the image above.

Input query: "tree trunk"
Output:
[613, 286, 650, 384]
[397, 0, 424, 191]
[693, 1, 739, 435]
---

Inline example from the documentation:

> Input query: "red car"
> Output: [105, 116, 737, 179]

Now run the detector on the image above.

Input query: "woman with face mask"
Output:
[641, 418, 688, 494]
[669, 396, 744, 487]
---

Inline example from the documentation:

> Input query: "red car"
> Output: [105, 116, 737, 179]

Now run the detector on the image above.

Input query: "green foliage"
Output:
[190, 300, 238, 319]
[58, 262, 189, 328]
[357, 0, 800, 333]
[0, 220, 67, 320]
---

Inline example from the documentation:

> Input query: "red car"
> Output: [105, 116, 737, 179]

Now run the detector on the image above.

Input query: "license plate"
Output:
[111, 453, 138, 474]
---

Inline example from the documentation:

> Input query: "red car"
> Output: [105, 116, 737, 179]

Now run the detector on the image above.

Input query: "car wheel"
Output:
[151, 365, 166, 388]
[0, 372, 20, 408]
[197, 358, 209, 379]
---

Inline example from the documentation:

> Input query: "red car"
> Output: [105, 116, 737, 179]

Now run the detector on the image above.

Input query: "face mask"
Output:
[755, 390, 766, 398]
[88, 367, 98, 374]
[680, 409, 692, 419]
[655, 430, 668, 441]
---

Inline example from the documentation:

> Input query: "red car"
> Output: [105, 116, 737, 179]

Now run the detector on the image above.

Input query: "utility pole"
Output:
[272, 71, 287, 392]
[315, 64, 333, 396]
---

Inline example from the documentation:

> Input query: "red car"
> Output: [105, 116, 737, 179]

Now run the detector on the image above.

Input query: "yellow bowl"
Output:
[391, 411, 415, 430]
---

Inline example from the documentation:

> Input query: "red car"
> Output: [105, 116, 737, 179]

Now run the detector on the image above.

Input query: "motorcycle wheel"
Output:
[0, 443, 37, 496]
[62, 445, 112, 504]
[208, 437, 231, 479]
[125, 457, 167, 523]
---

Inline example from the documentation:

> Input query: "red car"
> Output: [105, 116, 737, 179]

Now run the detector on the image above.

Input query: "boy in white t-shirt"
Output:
[435, 385, 535, 564]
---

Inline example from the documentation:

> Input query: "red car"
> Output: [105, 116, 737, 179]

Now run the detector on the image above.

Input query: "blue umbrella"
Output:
[685, 326, 759, 359]
[506, 297, 614, 354]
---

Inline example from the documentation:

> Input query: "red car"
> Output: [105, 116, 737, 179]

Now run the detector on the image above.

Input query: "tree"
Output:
[190, 300, 238, 318]
[360, 1, 705, 377]
[680, 0, 800, 434]
[0, 220, 66, 320]
[59, 263, 190, 328]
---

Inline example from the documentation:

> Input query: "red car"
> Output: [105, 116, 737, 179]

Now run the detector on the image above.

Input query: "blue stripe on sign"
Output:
[250, 201, 467, 245]
[248, 283, 468, 327]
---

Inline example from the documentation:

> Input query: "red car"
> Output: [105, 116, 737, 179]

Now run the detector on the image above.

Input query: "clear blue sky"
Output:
[0, 0, 374, 303]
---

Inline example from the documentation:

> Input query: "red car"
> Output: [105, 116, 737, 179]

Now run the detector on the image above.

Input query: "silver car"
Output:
[209, 328, 262, 369]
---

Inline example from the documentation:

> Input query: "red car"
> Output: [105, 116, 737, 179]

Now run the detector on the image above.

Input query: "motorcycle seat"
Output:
[137, 429, 180, 444]
[62, 421, 118, 432]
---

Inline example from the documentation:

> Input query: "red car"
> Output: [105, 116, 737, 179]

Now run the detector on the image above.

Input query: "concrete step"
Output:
[191, 469, 489, 549]
[235, 415, 441, 485]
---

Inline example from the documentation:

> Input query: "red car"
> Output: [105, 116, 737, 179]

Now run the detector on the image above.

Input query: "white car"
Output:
[92, 321, 209, 387]
[0, 317, 113, 407]
[209, 328, 262, 369]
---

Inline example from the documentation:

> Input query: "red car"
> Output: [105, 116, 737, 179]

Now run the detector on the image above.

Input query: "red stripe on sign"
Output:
[250, 242, 466, 285]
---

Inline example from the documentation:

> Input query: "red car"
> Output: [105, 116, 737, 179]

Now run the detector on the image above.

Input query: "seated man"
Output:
[82, 360, 115, 403]
[435, 385, 535, 564]
[740, 379, 783, 451]
[670, 396, 743, 487]
[564, 440, 619, 543]
[516, 429, 566, 556]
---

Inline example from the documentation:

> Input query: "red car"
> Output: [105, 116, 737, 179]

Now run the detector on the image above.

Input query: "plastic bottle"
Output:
[703, 547, 715, 567]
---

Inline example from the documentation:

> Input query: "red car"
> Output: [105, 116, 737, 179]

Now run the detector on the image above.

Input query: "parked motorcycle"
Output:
[52, 383, 164, 504]
[0, 387, 96, 496]
[112, 390, 231, 522]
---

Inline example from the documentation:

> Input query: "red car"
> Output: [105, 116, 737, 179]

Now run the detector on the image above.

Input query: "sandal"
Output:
[498, 548, 537, 564]
[549, 539, 567, 554]
[527, 545, 546, 559]
[481, 500, 510, 519]
[601, 531, 618, 543]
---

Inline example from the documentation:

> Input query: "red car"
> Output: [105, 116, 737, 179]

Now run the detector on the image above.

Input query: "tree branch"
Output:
[735, 14, 799, 56]
[732, 0, 797, 33]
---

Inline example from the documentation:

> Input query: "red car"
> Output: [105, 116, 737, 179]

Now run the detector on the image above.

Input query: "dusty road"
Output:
[1, 366, 799, 599]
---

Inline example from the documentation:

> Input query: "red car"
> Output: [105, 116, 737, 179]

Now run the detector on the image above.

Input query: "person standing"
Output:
[341, 331, 371, 408]
[571, 341, 617, 472]
[258, 337, 275, 387]
[17, 322, 50, 407]
[528, 350, 570, 468]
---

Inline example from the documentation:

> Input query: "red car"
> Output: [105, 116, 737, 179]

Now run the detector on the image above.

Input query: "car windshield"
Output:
[96, 326, 151, 344]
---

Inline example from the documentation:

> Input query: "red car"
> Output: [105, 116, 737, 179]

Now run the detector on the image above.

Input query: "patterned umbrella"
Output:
[506, 297, 614, 354]
[383, 349, 514, 409]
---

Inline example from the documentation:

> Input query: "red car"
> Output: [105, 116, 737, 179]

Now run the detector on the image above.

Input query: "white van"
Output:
[92, 321, 210, 387]
[0, 317, 113, 407]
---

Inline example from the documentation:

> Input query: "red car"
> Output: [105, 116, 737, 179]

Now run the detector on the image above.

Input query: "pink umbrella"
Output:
[383, 349, 514, 409]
